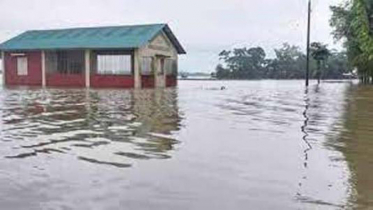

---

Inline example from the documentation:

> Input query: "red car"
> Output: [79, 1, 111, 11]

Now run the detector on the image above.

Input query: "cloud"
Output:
[0, 0, 343, 73]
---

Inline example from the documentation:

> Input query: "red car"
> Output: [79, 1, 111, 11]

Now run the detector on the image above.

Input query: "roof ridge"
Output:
[27, 23, 167, 32]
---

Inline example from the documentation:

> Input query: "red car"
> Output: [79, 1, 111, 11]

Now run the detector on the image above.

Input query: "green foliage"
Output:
[215, 64, 231, 79]
[330, 0, 373, 82]
[330, 2, 353, 41]
[311, 42, 330, 61]
[215, 43, 351, 80]
[324, 51, 352, 79]
[271, 43, 307, 79]
[310, 42, 331, 83]
[218, 47, 266, 79]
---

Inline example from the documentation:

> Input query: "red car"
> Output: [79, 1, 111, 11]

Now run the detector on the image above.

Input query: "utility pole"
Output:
[306, 0, 311, 87]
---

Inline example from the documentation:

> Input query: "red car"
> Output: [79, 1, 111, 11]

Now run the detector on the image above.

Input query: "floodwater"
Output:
[0, 80, 372, 209]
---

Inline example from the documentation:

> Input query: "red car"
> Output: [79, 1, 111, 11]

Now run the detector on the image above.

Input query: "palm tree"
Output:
[310, 42, 330, 84]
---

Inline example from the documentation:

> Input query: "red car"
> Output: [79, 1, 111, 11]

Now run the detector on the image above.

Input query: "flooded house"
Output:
[0, 24, 186, 88]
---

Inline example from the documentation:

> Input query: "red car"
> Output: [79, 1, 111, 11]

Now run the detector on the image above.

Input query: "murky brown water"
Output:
[0, 80, 371, 209]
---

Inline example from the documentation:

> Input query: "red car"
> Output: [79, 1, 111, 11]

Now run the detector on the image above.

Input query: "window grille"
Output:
[45, 50, 85, 74]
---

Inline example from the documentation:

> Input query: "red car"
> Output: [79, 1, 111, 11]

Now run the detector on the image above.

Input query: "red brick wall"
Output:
[4, 51, 42, 86]
[90, 75, 134, 88]
[3, 50, 175, 89]
[141, 75, 155, 88]
[166, 75, 177, 87]
[46, 74, 85, 87]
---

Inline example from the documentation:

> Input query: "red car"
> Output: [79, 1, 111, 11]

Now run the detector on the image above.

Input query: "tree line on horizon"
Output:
[214, 43, 353, 80]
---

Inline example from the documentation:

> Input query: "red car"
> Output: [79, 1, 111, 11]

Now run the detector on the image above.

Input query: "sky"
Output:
[0, 0, 343, 73]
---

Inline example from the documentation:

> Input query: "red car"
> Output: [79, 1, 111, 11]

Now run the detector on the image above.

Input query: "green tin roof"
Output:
[0, 23, 186, 54]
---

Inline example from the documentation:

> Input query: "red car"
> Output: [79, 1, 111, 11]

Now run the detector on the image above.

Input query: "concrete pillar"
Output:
[162, 59, 166, 88]
[155, 57, 166, 88]
[1, 51, 5, 86]
[85, 50, 91, 88]
[155, 57, 160, 88]
[41, 51, 46, 87]
[133, 49, 141, 89]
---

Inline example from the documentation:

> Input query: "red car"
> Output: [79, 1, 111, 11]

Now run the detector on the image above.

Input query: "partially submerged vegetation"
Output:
[215, 43, 352, 80]
[330, 0, 373, 83]
[215, 0, 373, 81]
[310, 42, 331, 84]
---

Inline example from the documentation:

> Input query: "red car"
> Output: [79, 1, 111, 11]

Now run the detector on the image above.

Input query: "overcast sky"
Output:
[0, 0, 343, 73]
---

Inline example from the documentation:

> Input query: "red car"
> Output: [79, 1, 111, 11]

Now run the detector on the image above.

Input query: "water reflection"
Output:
[297, 88, 312, 199]
[0, 80, 368, 209]
[332, 85, 373, 209]
[292, 83, 353, 209]
[1, 88, 182, 168]
[301, 88, 312, 169]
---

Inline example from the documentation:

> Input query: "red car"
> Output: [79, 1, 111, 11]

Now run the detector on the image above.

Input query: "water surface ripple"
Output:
[0, 80, 368, 209]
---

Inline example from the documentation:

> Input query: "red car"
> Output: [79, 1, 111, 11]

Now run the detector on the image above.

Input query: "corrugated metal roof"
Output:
[0, 23, 186, 54]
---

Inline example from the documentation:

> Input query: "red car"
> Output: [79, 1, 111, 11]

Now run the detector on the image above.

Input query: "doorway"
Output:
[154, 56, 167, 88]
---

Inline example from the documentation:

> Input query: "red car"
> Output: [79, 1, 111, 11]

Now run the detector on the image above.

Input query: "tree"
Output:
[215, 64, 231, 79]
[324, 50, 353, 79]
[215, 43, 350, 80]
[330, 0, 373, 83]
[217, 47, 266, 79]
[310, 42, 330, 84]
[272, 43, 306, 79]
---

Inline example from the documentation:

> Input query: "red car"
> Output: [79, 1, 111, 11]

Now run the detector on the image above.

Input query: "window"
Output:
[97, 55, 132, 75]
[165, 59, 177, 75]
[17, 57, 28, 76]
[57, 51, 84, 74]
[45, 50, 85, 74]
[141, 57, 153, 75]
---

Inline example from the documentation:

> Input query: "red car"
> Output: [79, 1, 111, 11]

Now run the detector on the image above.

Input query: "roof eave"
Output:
[0, 47, 138, 51]
[162, 25, 186, 55]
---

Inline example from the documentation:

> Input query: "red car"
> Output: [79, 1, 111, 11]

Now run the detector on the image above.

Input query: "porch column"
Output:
[85, 50, 91, 88]
[1, 51, 5, 86]
[134, 49, 141, 89]
[41, 51, 46, 87]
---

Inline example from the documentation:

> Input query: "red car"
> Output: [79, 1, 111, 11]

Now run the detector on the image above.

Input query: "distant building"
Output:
[342, 72, 358, 79]
[178, 72, 216, 80]
[0, 24, 186, 88]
